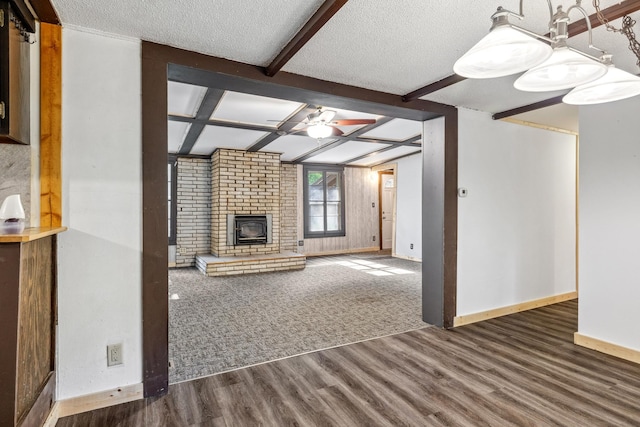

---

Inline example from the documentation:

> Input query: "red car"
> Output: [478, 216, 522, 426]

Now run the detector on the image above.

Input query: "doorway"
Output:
[379, 171, 395, 251]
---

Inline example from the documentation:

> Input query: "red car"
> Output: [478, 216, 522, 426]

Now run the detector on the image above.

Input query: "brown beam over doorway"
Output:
[265, 0, 349, 77]
[492, 95, 565, 120]
[29, 0, 60, 24]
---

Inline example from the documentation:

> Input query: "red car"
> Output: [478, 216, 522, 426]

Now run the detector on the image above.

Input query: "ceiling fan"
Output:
[290, 107, 376, 139]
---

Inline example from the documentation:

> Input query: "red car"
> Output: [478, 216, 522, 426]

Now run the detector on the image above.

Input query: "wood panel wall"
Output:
[16, 237, 54, 422]
[297, 166, 379, 255]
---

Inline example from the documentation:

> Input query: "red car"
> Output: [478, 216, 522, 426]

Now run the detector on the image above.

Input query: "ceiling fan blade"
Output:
[318, 110, 336, 122]
[332, 119, 376, 126]
[330, 126, 344, 136]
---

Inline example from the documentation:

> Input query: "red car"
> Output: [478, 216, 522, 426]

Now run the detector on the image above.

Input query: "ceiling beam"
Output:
[370, 149, 422, 168]
[265, 0, 349, 77]
[402, 74, 467, 102]
[402, 0, 640, 103]
[178, 88, 225, 154]
[492, 95, 565, 120]
[291, 139, 344, 163]
[29, 0, 60, 24]
[341, 134, 421, 165]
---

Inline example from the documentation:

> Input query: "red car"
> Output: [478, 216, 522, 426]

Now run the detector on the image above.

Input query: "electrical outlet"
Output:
[373, 236, 376, 242]
[298, 240, 304, 246]
[410, 243, 414, 249]
[107, 343, 123, 367]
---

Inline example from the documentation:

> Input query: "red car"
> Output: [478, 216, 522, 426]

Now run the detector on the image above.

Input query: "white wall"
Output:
[394, 153, 422, 260]
[578, 97, 640, 352]
[457, 108, 576, 316]
[58, 28, 142, 399]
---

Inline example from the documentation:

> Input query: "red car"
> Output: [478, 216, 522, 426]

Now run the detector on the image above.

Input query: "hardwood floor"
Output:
[57, 300, 640, 426]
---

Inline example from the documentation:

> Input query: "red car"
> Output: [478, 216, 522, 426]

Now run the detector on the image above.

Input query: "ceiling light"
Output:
[514, 47, 607, 92]
[454, 9, 552, 79]
[563, 65, 640, 105]
[307, 123, 333, 139]
[453, 1, 640, 104]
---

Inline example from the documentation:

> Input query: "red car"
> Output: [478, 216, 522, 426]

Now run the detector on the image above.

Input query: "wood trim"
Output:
[492, 95, 566, 121]
[9, 0, 36, 33]
[57, 383, 143, 418]
[141, 44, 170, 398]
[40, 23, 62, 228]
[0, 226, 67, 243]
[574, 332, 640, 364]
[499, 118, 578, 135]
[575, 135, 580, 294]
[28, 0, 60, 25]
[443, 111, 458, 328]
[402, 74, 467, 102]
[303, 246, 381, 257]
[453, 291, 578, 327]
[17, 371, 55, 427]
[265, 0, 349, 76]
[41, 401, 59, 427]
[392, 253, 421, 262]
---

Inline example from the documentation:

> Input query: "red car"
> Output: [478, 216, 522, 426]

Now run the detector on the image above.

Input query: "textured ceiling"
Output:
[51, 0, 640, 125]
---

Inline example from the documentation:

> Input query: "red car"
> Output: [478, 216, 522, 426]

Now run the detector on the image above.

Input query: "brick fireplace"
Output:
[196, 149, 305, 276]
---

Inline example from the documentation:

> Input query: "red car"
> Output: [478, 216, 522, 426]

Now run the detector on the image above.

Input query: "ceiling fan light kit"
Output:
[307, 122, 334, 139]
[454, 0, 640, 104]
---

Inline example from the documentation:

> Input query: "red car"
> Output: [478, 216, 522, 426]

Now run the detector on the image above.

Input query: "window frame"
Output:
[168, 156, 178, 245]
[303, 164, 346, 239]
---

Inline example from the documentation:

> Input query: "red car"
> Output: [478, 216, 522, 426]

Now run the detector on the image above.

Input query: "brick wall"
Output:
[280, 163, 298, 253]
[211, 149, 281, 257]
[176, 157, 211, 267]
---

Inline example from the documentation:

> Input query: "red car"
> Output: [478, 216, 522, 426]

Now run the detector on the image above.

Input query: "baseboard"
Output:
[392, 253, 421, 262]
[453, 291, 578, 327]
[304, 246, 381, 257]
[574, 333, 640, 364]
[57, 383, 143, 418]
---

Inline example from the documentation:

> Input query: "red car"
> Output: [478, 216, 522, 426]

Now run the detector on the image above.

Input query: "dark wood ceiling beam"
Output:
[565, 0, 640, 37]
[168, 115, 276, 133]
[178, 88, 224, 154]
[291, 139, 344, 163]
[29, 0, 60, 24]
[340, 135, 421, 165]
[402, 0, 640, 103]
[402, 74, 467, 102]
[265, 0, 349, 77]
[369, 149, 422, 168]
[492, 95, 565, 120]
[246, 105, 316, 151]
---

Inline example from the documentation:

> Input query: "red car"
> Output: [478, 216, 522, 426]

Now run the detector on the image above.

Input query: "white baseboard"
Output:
[453, 291, 578, 327]
[56, 383, 143, 419]
[574, 333, 640, 364]
[392, 253, 421, 262]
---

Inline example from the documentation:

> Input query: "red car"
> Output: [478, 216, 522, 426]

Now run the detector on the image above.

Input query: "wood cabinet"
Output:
[0, 227, 66, 426]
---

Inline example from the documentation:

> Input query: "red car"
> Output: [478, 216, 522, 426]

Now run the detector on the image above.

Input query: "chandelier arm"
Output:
[566, 2, 606, 54]
[510, 24, 554, 43]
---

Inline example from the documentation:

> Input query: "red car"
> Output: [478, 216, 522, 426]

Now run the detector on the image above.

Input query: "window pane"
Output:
[326, 202, 340, 216]
[309, 202, 324, 217]
[326, 214, 341, 231]
[309, 216, 324, 232]
[326, 172, 341, 201]
[307, 171, 325, 202]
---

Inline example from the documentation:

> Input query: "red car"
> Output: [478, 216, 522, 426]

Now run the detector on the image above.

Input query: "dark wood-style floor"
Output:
[57, 300, 640, 426]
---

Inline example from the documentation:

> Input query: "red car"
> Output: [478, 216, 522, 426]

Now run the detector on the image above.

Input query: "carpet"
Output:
[169, 253, 429, 384]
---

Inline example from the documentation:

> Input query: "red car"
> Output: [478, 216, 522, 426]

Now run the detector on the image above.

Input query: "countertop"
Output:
[0, 226, 68, 243]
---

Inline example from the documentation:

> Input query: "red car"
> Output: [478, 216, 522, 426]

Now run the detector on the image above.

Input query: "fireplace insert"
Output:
[227, 214, 272, 246]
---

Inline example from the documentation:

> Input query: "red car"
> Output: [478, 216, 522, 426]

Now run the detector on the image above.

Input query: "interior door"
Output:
[380, 172, 395, 250]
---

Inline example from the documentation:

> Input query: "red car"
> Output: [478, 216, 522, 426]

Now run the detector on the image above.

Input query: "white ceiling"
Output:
[51, 0, 640, 156]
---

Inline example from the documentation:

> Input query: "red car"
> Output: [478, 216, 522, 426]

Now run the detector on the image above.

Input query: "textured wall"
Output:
[176, 157, 211, 267]
[0, 144, 31, 225]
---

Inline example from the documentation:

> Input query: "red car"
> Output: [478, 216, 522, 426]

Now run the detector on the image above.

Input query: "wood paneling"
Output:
[298, 166, 379, 254]
[56, 301, 640, 426]
[40, 23, 62, 228]
[16, 237, 53, 422]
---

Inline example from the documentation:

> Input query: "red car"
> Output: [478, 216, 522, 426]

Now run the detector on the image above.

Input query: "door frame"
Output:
[141, 41, 458, 397]
[376, 168, 396, 252]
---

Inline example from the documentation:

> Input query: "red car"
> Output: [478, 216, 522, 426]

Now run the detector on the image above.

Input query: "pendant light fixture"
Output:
[563, 56, 640, 104]
[453, 0, 640, 104]
[453, 8, 552, 79]
[306, 123, 333, 139]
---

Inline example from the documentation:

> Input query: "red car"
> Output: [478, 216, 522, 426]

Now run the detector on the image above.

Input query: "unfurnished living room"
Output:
[1, 0, 640, 426]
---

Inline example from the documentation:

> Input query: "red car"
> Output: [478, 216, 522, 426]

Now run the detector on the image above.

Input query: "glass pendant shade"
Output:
[514, 47, 607, 92]
[563, 66, 640, 105]
[453, 26, 553, 78]
[307, 123, 333, 139]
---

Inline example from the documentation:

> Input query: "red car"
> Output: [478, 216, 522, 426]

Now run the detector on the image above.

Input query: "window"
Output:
[168, 157, 177, 245]
[303, 165, 345, 238]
